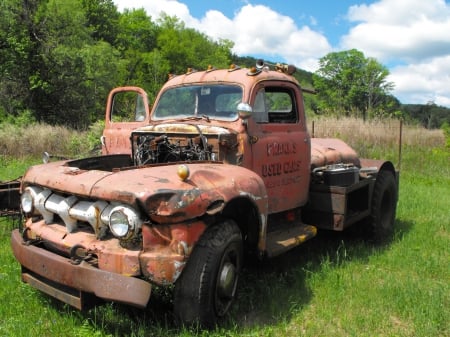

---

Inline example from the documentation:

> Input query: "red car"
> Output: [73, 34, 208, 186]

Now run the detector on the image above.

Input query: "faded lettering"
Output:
[262, 160, 301, 177]
[267, 142, 297, 157]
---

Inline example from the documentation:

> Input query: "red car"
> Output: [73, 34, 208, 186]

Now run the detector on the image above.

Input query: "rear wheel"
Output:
[173, 219, 243, 327]
[369, 170, 398, 242]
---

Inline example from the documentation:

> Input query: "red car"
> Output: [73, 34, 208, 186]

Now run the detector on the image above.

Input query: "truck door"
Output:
[248, 83, 311, 214]
[102, 87, 151, 155]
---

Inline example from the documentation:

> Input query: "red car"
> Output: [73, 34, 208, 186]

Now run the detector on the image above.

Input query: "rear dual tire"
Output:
[368, 170, 398, 242]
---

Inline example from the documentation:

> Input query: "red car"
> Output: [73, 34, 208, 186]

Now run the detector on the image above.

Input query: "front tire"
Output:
[173, 219, 243, 327]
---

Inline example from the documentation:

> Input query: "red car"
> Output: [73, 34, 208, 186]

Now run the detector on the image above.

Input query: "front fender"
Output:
[142, 163, 268, 224]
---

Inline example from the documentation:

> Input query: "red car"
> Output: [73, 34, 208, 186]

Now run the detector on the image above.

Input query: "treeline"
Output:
[0, 0, 235, 129]
[1, 0, 448, 130]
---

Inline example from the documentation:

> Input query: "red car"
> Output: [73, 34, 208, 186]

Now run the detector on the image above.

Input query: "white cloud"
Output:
[113, 1, 331, 71]
[341, 0, 450, 106]
[343, 0, 450, 62]
[389, 55, 450, 106]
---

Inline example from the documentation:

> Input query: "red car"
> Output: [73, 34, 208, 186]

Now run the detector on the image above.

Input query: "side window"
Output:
[253, 90, 268, 123]
[265, 87, 298, 124]
[111, 91, 147, 122]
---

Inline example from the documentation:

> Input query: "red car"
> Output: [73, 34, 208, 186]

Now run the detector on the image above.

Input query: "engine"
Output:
[132, 133, 216, 166]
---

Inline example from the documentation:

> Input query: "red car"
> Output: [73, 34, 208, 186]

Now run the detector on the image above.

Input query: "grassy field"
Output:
[0, 119, 449, 337]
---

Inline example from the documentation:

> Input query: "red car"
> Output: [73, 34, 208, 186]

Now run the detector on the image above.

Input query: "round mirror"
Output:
[237, 103, 252, 120]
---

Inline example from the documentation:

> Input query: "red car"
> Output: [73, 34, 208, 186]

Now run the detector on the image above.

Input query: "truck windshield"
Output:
[152, 84, 242, 121]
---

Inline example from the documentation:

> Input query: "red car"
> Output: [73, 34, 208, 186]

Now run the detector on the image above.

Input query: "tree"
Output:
[81, 0, 120, 45]
[157, 15, 233, 74]
[313, 49, 394, 119]
[28, 0, 123, 127]
[115, 8, 166, 100]
[0, 0, 40, 119]
[0, 1, 236, 129]
[401, 102, 450, 129]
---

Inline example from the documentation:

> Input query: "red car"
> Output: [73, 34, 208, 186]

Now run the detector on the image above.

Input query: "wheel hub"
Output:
[218, 262, 236, 298]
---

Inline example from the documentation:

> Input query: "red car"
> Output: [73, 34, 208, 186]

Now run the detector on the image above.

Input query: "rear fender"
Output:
[360, 158, 399, 197]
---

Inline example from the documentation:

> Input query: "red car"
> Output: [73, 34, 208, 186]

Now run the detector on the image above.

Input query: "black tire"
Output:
[369, 170, 398, 242]
[173, 219, 243, 327]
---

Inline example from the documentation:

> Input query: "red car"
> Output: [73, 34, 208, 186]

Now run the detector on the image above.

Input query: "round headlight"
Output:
[21, 189, 34, 214]
[108, 205, 140, 239]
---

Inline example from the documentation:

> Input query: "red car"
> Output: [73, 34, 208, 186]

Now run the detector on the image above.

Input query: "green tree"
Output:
[313, 49, 394, 119]
[115, 8, 167, 100]
[81, 0, 120, 45]
[401, 102, 450, 129]
[29, 0, 122, 128]
[0, 1, 237, 129]
[157, 15, 233, 74]
[0, 0, 40, 120]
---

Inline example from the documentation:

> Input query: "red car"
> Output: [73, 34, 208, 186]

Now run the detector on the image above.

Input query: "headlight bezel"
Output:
[108, 205, 141, 240]
[21, 189, 34, 214]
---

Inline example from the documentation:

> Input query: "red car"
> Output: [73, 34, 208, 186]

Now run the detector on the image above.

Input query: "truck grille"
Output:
[23, 185, 117, 238]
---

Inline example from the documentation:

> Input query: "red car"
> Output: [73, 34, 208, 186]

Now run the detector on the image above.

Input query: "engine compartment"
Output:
[132, 133, 215, 166]
[131, 127, 240, 166]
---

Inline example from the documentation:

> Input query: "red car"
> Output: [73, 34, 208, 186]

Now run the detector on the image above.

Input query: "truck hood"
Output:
[22, 160, 267, 224]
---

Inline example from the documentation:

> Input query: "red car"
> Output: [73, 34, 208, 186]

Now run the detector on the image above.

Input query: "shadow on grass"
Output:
[36, 218, 414, 336]
[229, 218, 414, 328]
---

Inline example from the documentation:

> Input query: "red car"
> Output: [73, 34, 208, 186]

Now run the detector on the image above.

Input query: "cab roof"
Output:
[163, 65, 301, 89]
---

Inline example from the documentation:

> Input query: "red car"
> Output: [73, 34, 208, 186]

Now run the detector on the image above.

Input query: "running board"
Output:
[265, 224, 317, 258]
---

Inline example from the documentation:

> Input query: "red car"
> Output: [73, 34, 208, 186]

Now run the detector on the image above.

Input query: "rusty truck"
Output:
[10, 61, 399, 326]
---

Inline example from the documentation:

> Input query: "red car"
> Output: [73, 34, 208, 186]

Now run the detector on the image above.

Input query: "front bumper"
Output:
[11, 229, 152, 309]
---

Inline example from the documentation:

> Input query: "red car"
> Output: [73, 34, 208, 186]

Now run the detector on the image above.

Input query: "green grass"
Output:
[1, 144, 449, 337]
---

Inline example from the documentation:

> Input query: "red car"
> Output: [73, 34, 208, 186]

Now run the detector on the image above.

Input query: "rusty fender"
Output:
[22, 162, 269, 226]
[137, 164, 269, 224]
[139, 165, 269, 284]
[140, 220, 206, 285]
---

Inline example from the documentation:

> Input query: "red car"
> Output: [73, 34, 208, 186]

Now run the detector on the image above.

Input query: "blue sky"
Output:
[114, 0, 450, 107]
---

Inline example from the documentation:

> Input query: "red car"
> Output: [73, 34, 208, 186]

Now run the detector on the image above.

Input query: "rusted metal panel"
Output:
[265, 224, 317, 257]
[304, 179, 373, 230]
[248, 123, 311, 213]
[103, 87, 152, 155]
[21, 216, 207, 286]
[23, 219, 142, 276]
[22, 162, 113, 197]
[22, 161, 268, 225]
[140, 220, 206, 284]
[11, 229, 152, 308]
[21, 272, 96, 310]
[311, 138, 361, 168]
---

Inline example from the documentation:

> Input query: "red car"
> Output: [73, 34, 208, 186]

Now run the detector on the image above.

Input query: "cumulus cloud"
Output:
[389, 55, 450, 106]
[342, 0, 450, 62]
[341, 0, 450, 106]
[114, 0, 331, 71]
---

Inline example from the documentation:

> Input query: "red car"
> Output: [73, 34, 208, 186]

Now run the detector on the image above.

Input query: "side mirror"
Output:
[237, 103, 252, 120]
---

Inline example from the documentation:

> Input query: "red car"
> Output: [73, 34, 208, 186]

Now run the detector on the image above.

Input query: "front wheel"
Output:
[173, 219, 243, 327]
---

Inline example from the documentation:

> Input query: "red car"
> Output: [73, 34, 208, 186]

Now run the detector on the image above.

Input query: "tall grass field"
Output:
[1, 118, 448, 337]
